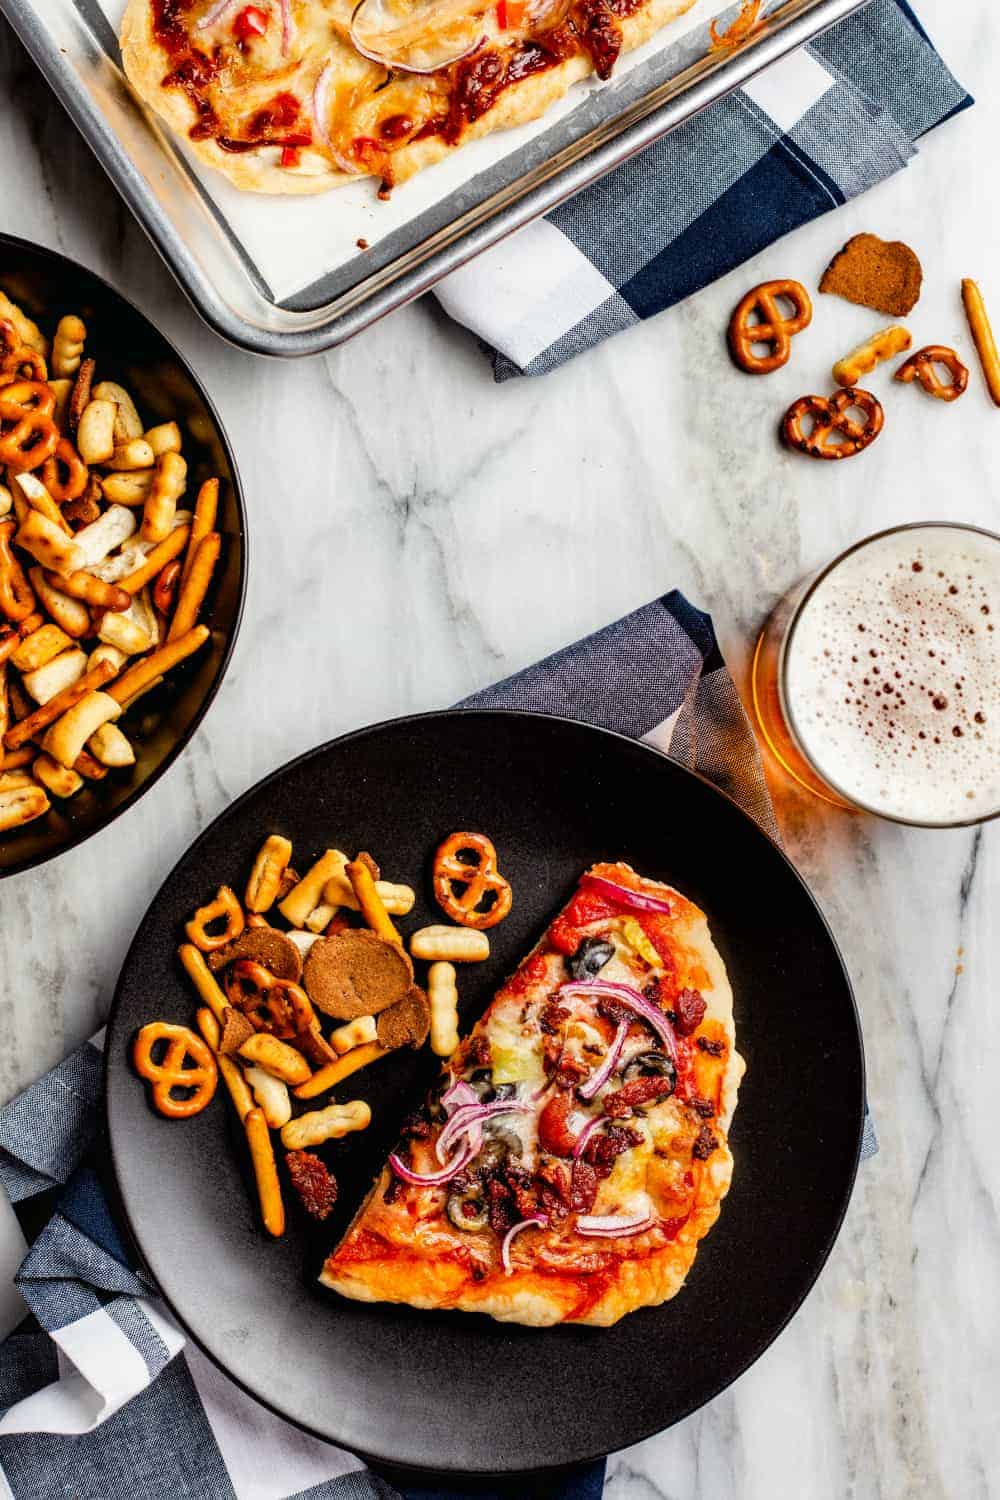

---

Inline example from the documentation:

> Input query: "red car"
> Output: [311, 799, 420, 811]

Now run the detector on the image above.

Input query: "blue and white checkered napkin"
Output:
[436, 0, 971, 378]
[0, 591, 873, 1500]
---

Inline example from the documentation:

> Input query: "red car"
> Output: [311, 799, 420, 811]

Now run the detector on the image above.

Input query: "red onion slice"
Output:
[196, 0, 243, 29]
[576, 1209, 655, 1237]
[582, 874, 674, 915]
[501, 1215, 548, 1273]
[557, 980, 678, 1061]
[577, 1017, 629, 1102]
[389, 1140, 473, 1186]
[311, 61, 364, 174]
[280, 0, 294, 53]
[571, 1114, 606, 1160]
[441, 1079, 478, 1114]
[436, 1099, 531, 1165]
[350, 0, 485, 75]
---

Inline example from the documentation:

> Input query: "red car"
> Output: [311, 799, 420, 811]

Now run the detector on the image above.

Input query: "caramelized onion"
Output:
[350, 0, 486, 74]
[501, 1214, 548, 1273]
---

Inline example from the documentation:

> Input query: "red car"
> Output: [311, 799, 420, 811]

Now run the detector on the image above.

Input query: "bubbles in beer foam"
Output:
[786, 527, 1000, 823]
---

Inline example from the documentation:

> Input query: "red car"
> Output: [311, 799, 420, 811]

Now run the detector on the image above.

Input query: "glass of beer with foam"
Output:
[751, 523, 1000, 825]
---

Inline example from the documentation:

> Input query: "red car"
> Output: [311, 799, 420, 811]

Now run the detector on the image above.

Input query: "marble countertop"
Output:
[1, 1, 997, 1494]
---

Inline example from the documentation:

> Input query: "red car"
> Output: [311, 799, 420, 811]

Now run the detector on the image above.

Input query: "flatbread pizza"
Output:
[120, 0, 696, 193]
[321, 861, 743, 1326]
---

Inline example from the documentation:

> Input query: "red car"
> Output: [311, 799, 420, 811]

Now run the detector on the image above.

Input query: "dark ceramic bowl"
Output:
[0, 234, 246, 877]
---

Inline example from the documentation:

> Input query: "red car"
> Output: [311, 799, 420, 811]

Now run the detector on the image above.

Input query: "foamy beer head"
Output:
[783, 525, 1000, 825]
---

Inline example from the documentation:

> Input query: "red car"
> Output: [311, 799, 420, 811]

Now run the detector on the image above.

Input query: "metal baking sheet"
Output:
[2, 0, 867, 354]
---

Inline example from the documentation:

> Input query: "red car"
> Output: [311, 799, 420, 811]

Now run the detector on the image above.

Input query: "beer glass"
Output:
[751, 522, 1000, 827]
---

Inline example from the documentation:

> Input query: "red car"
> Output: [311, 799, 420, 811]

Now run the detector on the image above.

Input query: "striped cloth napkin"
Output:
[0, 591, 872, 1500]
[436, 0, 971, 378]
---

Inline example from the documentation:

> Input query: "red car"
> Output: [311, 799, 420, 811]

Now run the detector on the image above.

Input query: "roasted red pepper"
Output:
[233, 5, 268, 41]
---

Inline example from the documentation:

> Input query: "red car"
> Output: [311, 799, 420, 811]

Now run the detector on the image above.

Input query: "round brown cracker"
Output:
[206, 926, 303, 982]
[303, 929, 413, 1020]
[376, 986, 431, 1051]
[819, 233, 923, 318]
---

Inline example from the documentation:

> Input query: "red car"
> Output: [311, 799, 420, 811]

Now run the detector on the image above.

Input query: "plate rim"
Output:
[0, 230, 249, 880]
[104, 707, 867, 1474]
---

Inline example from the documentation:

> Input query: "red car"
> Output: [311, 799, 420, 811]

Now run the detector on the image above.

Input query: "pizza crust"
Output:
[120, 0, 696, 194]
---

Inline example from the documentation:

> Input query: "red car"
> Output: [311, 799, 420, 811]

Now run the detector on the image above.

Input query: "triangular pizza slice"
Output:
[321, 862, 743, 1326]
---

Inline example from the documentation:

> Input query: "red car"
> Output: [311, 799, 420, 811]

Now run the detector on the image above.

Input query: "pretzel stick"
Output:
[119, 526, 190, 596]
[3, 658, 115, 750]
[178, 942, 228, 1022]
[293, 1041, 388, 1100]
[962, 279, 1000, 407]
[196, 1005, 254, 1121]
[106, 625, 208, 705]
[43, 568, 130, 613]
[168, 532, 219, 641]
[181, 479, 218, 587]
[0, 747, 34, 771]
[346, 855, 401, 947]
[244, 1107, 285, 1237]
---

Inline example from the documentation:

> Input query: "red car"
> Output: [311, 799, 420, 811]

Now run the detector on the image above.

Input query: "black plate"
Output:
[105, 711, 864, 1474]
[0, 234, 246, 877]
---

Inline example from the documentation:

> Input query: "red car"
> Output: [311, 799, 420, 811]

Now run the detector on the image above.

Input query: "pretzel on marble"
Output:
[895, 345, 970, 402]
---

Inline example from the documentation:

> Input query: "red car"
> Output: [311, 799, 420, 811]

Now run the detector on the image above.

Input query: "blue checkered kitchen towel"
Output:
[436, 0, 971, 378]
[0, 592, 875, 1500]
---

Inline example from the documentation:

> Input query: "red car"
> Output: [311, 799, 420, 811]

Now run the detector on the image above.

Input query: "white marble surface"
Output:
[1, 1, 998, 1495]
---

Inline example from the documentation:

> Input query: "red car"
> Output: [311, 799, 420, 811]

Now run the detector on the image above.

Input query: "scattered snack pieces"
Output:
[245, 1107, 285, 1237]
[832, 325, 911, 388]
[218, 1006, 255, 1054]
[331, 1015, 378, 1054]
[245, 833, 293, 913]
[238, 1032, 312, 1086]
[133, 1021, 218, 1118]
[0, 299, 225, 843]
[303, 929, 413, 1019]
[820, 233, 923, 317]
[432, 832, 512, 929]
[286, 1150, 338, 1221]
[145, 830, 518, 1237]
[376, 986, 431, 1050]
[280, 1099, 371, 1151]
[428, 961, 459, 1058]
[895, 345, 969, 403]
[410, 925, 490, 963]
[207, 924, 302, 980]
[727, 280, 812, 375]
[782, 387, 884, 461]
[294, 1043, 388, 1100]
[961, 279, 1000, 408]
[244, 1064, 292, 1129]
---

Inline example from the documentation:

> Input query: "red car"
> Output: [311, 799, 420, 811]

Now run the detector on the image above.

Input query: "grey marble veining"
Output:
[1, 3, 998, 1495]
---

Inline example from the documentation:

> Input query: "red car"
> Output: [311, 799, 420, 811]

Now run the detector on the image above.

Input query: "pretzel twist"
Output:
[40, 438, 89, 502]
[895, 345, 969, 403]
[728, 280, 813, 374]
[432, 831, 513, 929]
[0, 344, 48, 387]
[0, 381, 59, 472]
[132, 1021, 218, 1119]
[185, 884, 245, 951]
[225, 960, 316, 1040]
[782, 388, 884, 460]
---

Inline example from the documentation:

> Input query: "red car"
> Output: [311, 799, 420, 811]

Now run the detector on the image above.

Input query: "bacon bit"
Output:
[286, 1150, 338, 1220]
[466, 1034, 492, 1069]
[689, 1094, 716, 1119]
[673, 988, 707, 1037]
[356, 238, 370, 250]
[697, 1036, 725, 1057]
[709, 0, 763, 50]
[602, 1074, 675, 1118]
[570, 1158, 599, 1212]
[584, 1123, 642, 1177]
[692, 1125, 719, 1160]
[539, 1003, 570, 1036]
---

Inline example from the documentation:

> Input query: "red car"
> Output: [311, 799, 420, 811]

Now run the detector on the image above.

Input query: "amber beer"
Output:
[751, 523, 1000, 826]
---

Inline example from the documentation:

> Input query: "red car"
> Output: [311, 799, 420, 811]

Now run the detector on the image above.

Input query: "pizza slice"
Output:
[321, 861, 744, 1327]
[120, 0, 696, 195]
